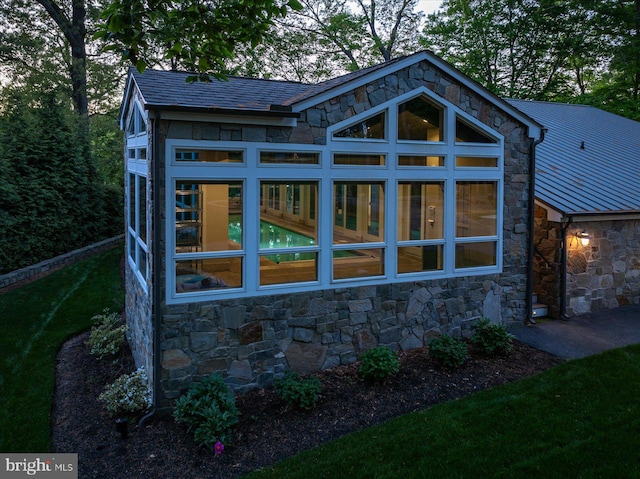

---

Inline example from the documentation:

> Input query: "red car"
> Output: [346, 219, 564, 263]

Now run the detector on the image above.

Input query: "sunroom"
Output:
[121, 50, 542, 406]
[166, 90, 503, 302]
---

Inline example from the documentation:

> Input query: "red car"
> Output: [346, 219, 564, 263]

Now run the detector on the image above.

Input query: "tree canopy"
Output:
[96, 0, 302, 76]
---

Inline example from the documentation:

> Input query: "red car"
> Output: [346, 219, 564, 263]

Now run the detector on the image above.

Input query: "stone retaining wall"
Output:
[0, 235, 125, 291]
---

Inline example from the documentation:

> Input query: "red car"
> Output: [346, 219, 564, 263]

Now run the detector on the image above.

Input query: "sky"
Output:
[417, 0, 443, 15]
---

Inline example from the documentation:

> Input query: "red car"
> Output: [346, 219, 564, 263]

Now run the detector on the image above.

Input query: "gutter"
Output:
[139, 110, 162, 426]
[526, 128, 547, 325]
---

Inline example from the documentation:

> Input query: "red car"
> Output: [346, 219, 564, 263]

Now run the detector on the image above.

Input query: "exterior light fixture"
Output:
[576, 230, 591, 246]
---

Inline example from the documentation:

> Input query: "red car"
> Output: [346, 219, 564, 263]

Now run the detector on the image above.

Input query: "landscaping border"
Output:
[0, 234, 124, 293]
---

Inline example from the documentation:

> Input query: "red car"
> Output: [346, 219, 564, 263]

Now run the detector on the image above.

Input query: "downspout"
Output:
[559, 216, 573, 320]
[139, 110, 162, 426]
[526, 128, 547, 325]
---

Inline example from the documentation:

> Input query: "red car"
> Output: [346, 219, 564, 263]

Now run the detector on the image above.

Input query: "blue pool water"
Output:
[228, 215, 315, 249]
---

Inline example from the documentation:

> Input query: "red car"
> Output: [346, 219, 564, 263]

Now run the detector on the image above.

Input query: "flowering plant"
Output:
[86, 309, 127, 361]
[98, 367, 152, 419]
[214, 441, 224, 456]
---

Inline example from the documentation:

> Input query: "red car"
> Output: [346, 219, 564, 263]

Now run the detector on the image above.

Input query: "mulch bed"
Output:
[51, 332, 563, 479]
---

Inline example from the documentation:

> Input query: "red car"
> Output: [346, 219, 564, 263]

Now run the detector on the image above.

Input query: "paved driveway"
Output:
[508, 304, 640, 359]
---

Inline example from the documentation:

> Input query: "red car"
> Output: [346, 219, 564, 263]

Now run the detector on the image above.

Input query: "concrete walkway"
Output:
[508, 304, 640, 359]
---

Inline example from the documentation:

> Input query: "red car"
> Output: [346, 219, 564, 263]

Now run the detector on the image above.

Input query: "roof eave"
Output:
[144, 103, 300, 119]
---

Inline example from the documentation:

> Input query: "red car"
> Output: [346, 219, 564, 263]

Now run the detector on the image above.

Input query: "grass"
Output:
[0, 245, 124, 452]
[246, 345, 640, 479]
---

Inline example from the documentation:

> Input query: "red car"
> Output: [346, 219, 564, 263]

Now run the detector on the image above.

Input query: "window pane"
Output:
[456, 157, 498, 167]
[333, 182, 384, 244]
[128, 232, 136, 260]
[260, 253, 318, 285]
[455, 242, 497, 268]
[260, 151, 319, 164]
[175, 149, 243, 163]
[129, 173, 136, 231]
[128, 149, 136, 159]
[456, 118, 497, 143]
[456, 182, 497, 237]
[175, 181, 243, 253]
[333, 249, 384, 279]
[397, 182, 444, 241]
[139, 177, 146, 244]
[260, 182, 317, 246]
[333, 112, 385, 139]
[139, 148, 147, 160]
[398, 155, 444, 167]
[176, 258, 242, 292]
[398, 96, 443, 141]
[333, 154, 385, 166]
[138, 246, 147, 279]
[398, 245, 443, 273]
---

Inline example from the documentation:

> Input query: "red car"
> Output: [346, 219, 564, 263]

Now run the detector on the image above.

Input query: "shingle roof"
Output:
[508, 100, 640, 216]
[129, 56, 409, 114]
[130, 68, 310, 113]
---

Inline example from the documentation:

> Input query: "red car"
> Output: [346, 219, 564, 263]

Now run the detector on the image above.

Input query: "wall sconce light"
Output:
[576, 230, 591, 246]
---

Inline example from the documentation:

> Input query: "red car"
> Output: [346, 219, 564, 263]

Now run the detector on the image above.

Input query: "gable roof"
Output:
[121, 51, 542, 138]
[508, 100, 640, 216]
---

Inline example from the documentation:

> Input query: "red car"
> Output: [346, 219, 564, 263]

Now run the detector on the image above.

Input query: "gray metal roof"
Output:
[508, 99, 640, 216]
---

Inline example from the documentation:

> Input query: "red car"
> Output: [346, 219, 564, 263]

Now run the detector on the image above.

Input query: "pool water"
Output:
[228, 215, 315, 249]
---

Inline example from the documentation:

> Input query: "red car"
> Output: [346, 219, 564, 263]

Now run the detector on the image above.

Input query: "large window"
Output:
[174, 181, 243, 293]
[167, 89, 504, 302]
[128, 173, 148, 283]
[259, 181, 318, 286]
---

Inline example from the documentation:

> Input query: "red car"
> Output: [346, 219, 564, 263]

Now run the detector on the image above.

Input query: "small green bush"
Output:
[86, 308, 127, 361]
[173, 375, 240, 450]
[98, 367, 152, 419]
[358, 346, 400, 383]
[274, 371, 322, 410]
[428, 335, 468, 369]
[471, 318, 514, 356]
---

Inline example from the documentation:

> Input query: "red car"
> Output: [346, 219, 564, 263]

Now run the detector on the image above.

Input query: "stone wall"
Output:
[151, 59, 534, 408]
[125, 259, 154, 387]
[159, 275, 519, 408]
[566, 220, 640, 315]
[0, 235, 124, 291]
[533, 205, 562, 318]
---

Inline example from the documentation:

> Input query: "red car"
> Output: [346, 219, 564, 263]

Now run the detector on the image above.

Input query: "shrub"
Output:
[471, 317, 514, 356]
[98, 367, 152, 419]
[358, 346, 400, 383]
[87, 308, 127, 361]
[274, 371, 323, 410]
[173, 375, 240, 450]
[428, 335, 468, 369]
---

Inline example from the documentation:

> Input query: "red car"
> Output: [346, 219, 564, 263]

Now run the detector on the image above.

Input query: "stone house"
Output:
[509, 100, 640, 319]
[120, 51, 543, 411]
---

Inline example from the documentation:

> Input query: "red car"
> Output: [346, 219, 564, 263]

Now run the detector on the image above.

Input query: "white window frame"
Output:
[165, 87, 504, 303]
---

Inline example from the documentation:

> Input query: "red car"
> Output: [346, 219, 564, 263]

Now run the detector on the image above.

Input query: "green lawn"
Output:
[0, 246, 124, 452]
[246, 345, 640, 479]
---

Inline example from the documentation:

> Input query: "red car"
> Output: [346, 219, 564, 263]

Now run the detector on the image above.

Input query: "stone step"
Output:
[532, 302, 549, 318]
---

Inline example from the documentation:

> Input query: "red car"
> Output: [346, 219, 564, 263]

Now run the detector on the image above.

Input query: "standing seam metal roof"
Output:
[507, 99, 640, 216]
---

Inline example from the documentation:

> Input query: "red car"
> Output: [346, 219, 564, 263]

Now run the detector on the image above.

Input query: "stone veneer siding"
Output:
[566, 220, 640, 315]
[533, 204, 562, 318]
[149, 60, 534, 409]
[533, 205, 640, 317]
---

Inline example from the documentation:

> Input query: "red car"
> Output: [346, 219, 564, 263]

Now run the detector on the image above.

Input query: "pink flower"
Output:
[214, 441, 224, 455]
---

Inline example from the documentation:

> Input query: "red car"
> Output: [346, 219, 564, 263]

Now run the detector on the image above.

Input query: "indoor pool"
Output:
[228, 215, 315, 249]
